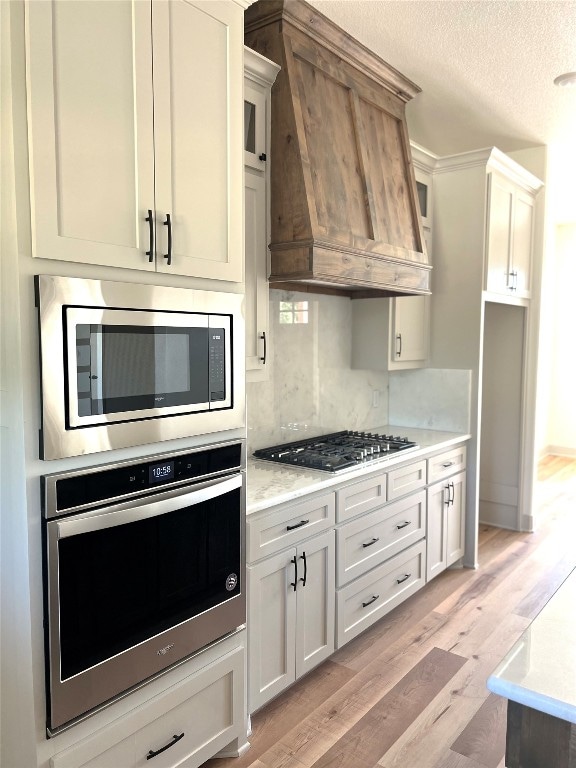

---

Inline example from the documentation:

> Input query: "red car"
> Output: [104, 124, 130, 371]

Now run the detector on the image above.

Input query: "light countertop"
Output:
[487, 567, 576, 723]
[246, 426, 470, 516]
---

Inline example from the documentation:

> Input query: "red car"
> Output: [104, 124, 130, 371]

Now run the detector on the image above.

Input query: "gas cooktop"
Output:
[253, 430, 418, 473]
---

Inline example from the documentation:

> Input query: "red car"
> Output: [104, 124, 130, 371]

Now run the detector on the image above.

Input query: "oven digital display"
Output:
[148, 461, 175, 483]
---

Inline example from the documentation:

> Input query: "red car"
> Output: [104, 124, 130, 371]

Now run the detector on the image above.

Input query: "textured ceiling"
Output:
[309, 0, 576, 221]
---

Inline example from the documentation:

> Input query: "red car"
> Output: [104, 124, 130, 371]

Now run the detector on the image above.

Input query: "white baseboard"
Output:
[545, 445, 576, 458]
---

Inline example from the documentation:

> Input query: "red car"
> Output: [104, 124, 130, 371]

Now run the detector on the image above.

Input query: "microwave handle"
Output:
[55, 473, 242, 540]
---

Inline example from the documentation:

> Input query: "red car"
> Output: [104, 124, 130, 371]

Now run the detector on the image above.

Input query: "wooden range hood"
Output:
[245, 0, 431, 298]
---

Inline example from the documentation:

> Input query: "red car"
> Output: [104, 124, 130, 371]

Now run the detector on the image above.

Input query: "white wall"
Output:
[547, 224, 576, 455]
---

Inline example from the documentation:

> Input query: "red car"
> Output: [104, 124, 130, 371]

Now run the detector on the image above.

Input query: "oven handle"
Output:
[55, 474, 242, 540]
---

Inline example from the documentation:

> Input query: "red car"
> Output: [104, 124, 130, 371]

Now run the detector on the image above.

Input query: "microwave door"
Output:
[65, 308, 211, 428]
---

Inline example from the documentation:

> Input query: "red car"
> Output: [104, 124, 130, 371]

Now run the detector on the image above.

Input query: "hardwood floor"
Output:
[204, 456, 576, 768]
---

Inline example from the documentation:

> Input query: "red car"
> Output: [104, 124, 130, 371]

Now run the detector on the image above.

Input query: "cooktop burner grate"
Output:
[253, 430, 418, 473]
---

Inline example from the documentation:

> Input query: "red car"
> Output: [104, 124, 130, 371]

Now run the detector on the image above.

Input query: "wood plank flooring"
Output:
[203, 455, 576, 768]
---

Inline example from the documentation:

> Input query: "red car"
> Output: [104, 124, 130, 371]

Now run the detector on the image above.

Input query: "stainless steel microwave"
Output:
[35, 275, 245, 460]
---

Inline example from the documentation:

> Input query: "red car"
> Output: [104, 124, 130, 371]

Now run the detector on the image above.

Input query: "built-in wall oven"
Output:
[42, 440, 246, 735]
[35, 275, 245, 460]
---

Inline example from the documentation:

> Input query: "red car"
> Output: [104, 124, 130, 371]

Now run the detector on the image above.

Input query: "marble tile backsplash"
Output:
[246, 290, 472, 454]
[389, 368, 472, 433]
[246, 290, 390, 453]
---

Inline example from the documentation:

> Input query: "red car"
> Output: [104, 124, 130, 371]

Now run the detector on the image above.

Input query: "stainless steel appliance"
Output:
[35, 275, 245, 460]
[42, 440, 246, 734]
[253, 431, 418, 472]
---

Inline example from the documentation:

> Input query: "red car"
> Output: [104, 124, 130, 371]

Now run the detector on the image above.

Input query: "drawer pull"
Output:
[362, 536, 380, 549]
[290, 555, 298, 591]
[147, 733, 184, 760]
[362, 594, 379, 608]
[287, 519, 309, 531]
[442, 461, 455, 468]
[396, 521, 411, 530]
[396, 573, 411, 585]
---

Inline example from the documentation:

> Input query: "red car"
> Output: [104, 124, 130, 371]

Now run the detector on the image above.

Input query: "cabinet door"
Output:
[247, 551, 296, 713]
[446, 472, 466, 567]
[390, 295, 429, 367]
[153, 0, 243, 281]
[427, 472, 466, 581]
[26, 0, 155, 270]
[486, 172, 514, 294]
[511, 190, 535, 298]
[295, 531, 335, 678]
[426, 480, 448, 582]
[245, 170, 269, 376]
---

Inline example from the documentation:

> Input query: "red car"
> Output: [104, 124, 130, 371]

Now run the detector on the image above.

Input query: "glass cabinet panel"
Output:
[244, 100, 256, 154]
[244, 84, 267, 171]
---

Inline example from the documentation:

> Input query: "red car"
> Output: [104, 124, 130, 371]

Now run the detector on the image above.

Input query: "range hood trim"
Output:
[269, 240, 432, 296]
[244, 0, 422, 103]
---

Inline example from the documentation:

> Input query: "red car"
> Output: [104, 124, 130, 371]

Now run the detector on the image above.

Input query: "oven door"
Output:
[44, 471, 245, 733]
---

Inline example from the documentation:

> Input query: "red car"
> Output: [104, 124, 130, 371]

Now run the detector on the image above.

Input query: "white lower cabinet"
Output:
[336, 540, 426, 648]
[247, 529, 335, 713]
[246, 441, 468, 711]
[49, 644, 246, 768]
[336, 491, 426, 587]
[427, 469, 466, 582]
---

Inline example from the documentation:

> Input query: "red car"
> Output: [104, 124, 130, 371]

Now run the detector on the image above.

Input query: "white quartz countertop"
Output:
[487, 567, 576, 723]
[247, 426, 470, 515]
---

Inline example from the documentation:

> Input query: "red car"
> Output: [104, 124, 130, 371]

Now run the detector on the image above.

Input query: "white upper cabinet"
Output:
[244, 48, 279, 378]
[485, 170, 538, 299]
[391, 295, 429, 365]
[26, 0, 244, 282]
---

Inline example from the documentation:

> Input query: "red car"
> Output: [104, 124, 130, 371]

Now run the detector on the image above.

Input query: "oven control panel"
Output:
[43, 441, 245, 517]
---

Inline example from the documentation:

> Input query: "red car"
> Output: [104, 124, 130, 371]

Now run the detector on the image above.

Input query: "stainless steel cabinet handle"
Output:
[362, 536, 380, 549]
[396, 333, 402, 358]
[56, 474, 242, 538]
[396, 573, 410, 585]
[396, 521, 411, 530]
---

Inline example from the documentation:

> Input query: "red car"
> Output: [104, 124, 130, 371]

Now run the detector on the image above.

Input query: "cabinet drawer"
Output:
[336, 491, 426, 586]
[50, 646, 245, 768]
[428, 445, 467, 483]
[247, 493, 335, 562]
[387, 459, 427, 500]
[336, 473, 387, 523]
[336, 540, 426, 648]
